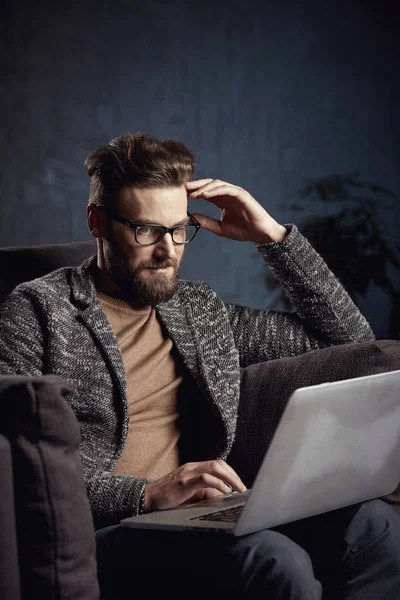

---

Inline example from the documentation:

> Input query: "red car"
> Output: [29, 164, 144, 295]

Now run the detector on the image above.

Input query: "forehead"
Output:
[116, 186, 188, 224]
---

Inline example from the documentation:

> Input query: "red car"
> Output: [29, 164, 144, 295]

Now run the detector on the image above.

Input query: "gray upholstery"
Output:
[0, 376, 100, 599]
[0, 436, 21, 600]
[0, 240, 96, 303]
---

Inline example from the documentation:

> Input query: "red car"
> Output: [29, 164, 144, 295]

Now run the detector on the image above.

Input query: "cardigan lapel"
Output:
[156, 291, 199, 379]
[157, 282, 241, 457]
[78, 304, 128, 407]
[69, 256, 129, 433]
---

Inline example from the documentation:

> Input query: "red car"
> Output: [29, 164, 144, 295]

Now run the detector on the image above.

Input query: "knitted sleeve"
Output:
[83, 469, 149, 529]
[227, 225, 375, 367]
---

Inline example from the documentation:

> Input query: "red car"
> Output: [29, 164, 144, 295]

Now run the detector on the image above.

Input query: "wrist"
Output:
[254, 224, 287, 245]
[143, 482, 156, 514]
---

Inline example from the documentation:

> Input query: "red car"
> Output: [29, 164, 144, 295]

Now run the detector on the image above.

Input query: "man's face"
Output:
[102, 186, 188, 306]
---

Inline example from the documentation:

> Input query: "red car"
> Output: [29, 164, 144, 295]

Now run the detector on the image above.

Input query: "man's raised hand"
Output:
[185, 178, 287, 245]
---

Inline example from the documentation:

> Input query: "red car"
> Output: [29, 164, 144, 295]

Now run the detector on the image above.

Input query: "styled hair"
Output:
[85, 132, 196, 207]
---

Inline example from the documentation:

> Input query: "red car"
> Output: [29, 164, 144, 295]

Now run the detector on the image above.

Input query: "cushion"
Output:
[0, 241, 96, 303]
[0, 435, 21, 600]
[0, 375, 100, 599]
[229, 339, 400, 510]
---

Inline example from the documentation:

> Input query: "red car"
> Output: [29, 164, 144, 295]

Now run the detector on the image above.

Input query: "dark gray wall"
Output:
[1, 0, 399, 337]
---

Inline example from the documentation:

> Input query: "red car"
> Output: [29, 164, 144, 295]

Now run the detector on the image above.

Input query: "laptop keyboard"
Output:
[190, 503, 245, 523]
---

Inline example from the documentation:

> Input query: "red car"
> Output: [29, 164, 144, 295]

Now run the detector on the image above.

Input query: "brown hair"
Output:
[85, 132, 196, 207]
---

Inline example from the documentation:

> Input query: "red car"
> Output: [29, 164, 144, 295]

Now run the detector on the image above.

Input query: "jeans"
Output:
[96, 499, 400, 599]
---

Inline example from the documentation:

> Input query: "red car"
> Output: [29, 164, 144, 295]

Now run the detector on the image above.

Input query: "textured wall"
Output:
[1, 0, 399, 336]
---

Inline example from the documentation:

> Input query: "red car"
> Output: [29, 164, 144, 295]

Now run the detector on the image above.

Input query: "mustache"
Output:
[139, 260, 176, 269]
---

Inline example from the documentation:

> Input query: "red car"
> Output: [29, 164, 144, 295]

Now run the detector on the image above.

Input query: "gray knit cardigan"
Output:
[0, 225, 374, 526]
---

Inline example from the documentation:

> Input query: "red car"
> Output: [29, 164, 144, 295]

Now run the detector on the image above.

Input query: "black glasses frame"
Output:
[92, 204, 201, 246]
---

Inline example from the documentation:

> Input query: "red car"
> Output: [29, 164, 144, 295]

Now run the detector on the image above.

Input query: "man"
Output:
[0, 132, 399, 599]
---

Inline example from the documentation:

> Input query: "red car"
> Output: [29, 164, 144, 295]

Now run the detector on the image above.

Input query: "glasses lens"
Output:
[173, 225, 197, 244]
[136, 226, 164, 245]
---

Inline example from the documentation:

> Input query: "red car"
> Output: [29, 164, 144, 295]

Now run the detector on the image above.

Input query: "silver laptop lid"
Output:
[235, 369, 400, 536]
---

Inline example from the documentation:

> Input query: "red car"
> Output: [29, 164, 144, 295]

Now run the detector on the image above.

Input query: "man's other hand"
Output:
[143, 460, 247, 513]
[185, 178, 287, 244]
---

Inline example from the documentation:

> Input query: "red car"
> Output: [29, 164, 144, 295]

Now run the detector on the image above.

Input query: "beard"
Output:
[104, 239, 182, 307]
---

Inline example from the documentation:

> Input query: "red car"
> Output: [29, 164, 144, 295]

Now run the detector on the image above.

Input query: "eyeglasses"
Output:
[92, 204, 201, 246]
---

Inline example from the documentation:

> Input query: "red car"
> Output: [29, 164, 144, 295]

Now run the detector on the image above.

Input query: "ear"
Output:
[87, 205, 105, 239]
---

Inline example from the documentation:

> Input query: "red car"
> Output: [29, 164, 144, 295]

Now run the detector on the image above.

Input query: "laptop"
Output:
[121, 369, 400, 536]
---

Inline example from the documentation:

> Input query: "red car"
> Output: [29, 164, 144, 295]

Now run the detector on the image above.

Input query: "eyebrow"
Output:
[130, 216, 191, 227]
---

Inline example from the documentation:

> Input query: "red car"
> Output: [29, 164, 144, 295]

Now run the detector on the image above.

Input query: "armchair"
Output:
[0, 239, 399, 599]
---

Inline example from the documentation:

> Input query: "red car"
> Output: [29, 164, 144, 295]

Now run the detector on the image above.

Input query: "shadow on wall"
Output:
[265, 173, 400, 340]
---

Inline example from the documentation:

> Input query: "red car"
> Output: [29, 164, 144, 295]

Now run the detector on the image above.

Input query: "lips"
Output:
[142, 265, 173, 273]
[143, 264, 174, 270]
[145, 266, 170, 269]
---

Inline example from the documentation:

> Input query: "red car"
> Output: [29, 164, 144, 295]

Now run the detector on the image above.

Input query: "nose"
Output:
[153, 232, 177, 260]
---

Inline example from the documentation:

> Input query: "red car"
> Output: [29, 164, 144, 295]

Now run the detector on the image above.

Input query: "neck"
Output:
[94, 264, 121, 298]
[94, 239, 122, 299]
